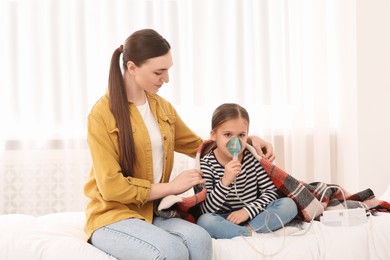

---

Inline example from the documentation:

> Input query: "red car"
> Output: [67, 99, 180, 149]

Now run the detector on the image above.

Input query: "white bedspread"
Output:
[210, 183, 390, 260]
[0, 212, 115, 260]
[0, 186, 389, 260]
[212, 214, 390, 260]
[1, 211, 390, 260]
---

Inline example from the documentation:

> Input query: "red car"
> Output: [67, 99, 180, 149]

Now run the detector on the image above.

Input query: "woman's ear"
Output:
[126, 61, 136, 74]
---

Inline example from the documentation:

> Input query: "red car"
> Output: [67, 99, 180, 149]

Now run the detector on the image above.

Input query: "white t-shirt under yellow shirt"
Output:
[137, 98, 163, 183]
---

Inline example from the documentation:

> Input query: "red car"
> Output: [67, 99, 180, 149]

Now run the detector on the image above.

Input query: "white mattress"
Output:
[212, 214, 390, 260]
[1, 184, 390, 260]
[1, 211, 390, 260]
[211, 185, 390, 260]
[0, 212, 115, 260]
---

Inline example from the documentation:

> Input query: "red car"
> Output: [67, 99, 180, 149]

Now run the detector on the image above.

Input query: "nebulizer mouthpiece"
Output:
[226, 137, 242, 160]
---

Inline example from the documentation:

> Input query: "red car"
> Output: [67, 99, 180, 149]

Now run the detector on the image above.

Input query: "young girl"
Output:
[197, 103, 298, 239]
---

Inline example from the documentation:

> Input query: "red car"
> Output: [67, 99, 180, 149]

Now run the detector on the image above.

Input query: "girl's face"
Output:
[211, 117, 249, 160]
[128, 51, 173, 94]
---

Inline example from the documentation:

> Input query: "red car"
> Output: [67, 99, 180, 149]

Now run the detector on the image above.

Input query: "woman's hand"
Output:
[227, 209, 250, 224]
[221, 160, 241, 186]
[170, 169, 205, 195]
[148, 169, 204, 201]
[248, 135, 275, 162]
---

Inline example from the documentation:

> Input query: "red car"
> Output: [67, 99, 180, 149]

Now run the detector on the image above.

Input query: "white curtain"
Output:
[0, 0, 358, 214]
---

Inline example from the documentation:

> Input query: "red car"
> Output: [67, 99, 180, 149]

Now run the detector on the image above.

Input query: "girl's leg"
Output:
[249, 197, 298, 233]
[153, 217, 212, 260]
[90, 218, 190, 260]
[197, 212, 251, 239]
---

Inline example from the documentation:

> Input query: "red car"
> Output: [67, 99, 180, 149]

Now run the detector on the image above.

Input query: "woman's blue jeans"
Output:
[197, 197, 298, 239]
[90, 217, 212, 260]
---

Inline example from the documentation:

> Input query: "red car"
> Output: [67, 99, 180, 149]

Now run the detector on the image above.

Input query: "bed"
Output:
[1, 184, 390, 260]
[1, 148, 390, 260]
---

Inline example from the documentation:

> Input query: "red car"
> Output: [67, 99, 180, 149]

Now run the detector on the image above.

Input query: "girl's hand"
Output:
[170, 169, 205, 195]
[227, 209, 250, 224]
[221, 160, 241, 186]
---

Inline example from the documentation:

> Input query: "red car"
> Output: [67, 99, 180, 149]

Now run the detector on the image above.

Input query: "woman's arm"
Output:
[248, 135, 275, 161]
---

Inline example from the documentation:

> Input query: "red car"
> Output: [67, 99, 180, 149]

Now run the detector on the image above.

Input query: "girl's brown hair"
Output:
[108, 29, 171, 177]
[211, 103, 250, 131]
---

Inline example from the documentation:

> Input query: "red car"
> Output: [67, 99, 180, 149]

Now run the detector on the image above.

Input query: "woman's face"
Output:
[129, 51, 173, 94]
[211, 117, 249, 160]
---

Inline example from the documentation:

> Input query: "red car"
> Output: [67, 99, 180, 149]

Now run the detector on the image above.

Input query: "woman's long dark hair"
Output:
[108, 29, 171, 177]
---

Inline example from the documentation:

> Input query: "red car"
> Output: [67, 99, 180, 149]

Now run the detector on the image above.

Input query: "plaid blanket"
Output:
[245, 144, 390, 222]
[160, 140, 390, 223]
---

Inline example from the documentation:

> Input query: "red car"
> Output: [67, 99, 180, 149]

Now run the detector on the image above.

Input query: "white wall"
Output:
[356, 0, 390, 197]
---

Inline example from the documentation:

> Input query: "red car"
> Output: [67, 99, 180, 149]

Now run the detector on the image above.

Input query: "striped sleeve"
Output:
[241, 154, 279, 219]
[200, 154, 232, 214]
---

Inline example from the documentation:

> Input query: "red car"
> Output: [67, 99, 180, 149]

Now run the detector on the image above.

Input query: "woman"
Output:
[84, 29, 274, 260]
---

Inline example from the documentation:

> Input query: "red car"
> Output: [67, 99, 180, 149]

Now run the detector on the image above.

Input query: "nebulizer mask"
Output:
[226, 137, 242, 160]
